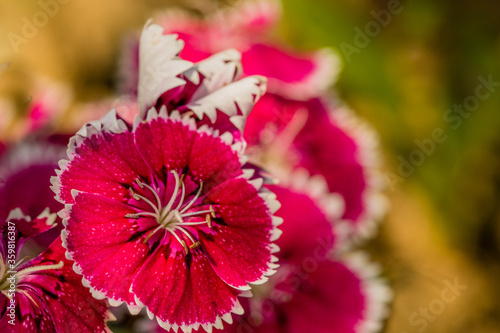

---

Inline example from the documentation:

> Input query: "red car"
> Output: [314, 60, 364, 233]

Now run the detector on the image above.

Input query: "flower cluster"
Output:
[1, 1, 392, 332]
[115, 1, 391, 332]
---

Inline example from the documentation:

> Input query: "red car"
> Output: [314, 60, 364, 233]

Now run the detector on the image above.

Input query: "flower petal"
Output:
[201, 178, 277, 289]
[133, 111, 196, 175]
[134, 111, 243, 189]
[64, 191, 150, 306]
[242, 44, 340, 100]
[266, 184, 336, 263]
[278, 255, 392, 333]
[55, 113, 150, 204]
[137, 21, 193, 116]
[132, 246, 241, 332]
[182, 76, 267, 132]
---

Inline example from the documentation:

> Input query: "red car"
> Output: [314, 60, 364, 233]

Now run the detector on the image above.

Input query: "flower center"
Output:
[125, 170, 216, 253]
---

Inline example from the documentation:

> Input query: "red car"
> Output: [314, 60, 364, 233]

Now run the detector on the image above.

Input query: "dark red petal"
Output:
[266, 184, 335, 263]
[278, 261, 366, 333]
[1, 237, 111, 333]
[134, 117, 195, 176]
[58, 130, 150, 204]
[65, 192, 150, 305]
[132, 246, 240, 330]
[202, 178, 275, 289]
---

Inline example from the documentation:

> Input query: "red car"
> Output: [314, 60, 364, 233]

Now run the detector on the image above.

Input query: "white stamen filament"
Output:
[163, 170, 180, 213]
[180, 183, 203, 215]
[130, 188, 160, 216]
[181, 208, 213, 218]
[127, 171, 216, 253]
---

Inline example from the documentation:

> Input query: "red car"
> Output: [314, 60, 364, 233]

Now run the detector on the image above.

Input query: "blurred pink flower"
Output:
[245, 95, 387, 240]
[0, 78, 71, 143]
[0, 231, 112, 332]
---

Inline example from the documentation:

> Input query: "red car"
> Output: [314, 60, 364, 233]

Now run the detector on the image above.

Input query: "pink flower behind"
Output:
[212, 182, 391, 333]
[245, 94, 387, 239]
[0, 217, 111, 332]
[0, 141, 67, 251]
[0, 78, 71, 143]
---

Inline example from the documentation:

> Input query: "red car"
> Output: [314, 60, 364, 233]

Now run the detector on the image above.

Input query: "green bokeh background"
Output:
[1, 0, 500, 332]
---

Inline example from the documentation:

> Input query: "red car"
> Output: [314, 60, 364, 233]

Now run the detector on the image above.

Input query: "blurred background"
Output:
[1, 0, 499, 332]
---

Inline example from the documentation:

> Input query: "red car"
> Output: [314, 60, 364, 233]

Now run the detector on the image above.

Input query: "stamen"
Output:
[170, 231, 189, 253]
[0, 261, 64, 290]
[207, 214, 212, 228]
[14, 256, 31, 269]
[125, 212, 158, 219]
[181, 209, 213, 218]
[129, 188, 140, 201]
[124, 171, 210, 254]
[16, 261, 64, 280]
[180, 221, 210, 226]
[135, 178, 144, 189]
[18, 289, 41, 309]
[180, 183, 203, 214]
[175, 227, 197, 245]
[189, 241, 201, 249]
[134, 193, 160, 216]
[163, 171, 181, 215]
[141, 182, 162, 211]
[174, 181, 186, 211]
[143, 225, 163, 244]
[174, 211, 184, 225]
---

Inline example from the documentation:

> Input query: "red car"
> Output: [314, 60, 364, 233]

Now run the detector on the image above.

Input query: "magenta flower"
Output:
[52, 22, 280, 331]
[244, 94, 387, 240]
[53, 107, 280, 332]
[0, 139, 112, 332]
[0, 216, 111, 332]
[119, 0, 339, 102]
[0, 141, 67, 249]
[214, 254, 391, 333]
